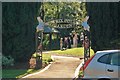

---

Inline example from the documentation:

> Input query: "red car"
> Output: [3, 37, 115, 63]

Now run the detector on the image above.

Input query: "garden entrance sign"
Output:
[82, 16, 91, 62]
[35, 16, 44, 69]
[47, 19, 79, 29]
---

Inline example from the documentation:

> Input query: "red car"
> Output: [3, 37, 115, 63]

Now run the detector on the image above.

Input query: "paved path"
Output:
[21, 55, 83, 80]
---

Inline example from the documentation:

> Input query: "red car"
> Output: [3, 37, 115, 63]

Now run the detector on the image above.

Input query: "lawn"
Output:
[2, 53, 52, 78]
[48, 47, 94, 57]
[42, 53, 52, 62]
[2, 69, 28, 78]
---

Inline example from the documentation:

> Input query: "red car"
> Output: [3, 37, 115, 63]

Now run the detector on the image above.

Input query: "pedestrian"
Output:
[60, 38, 63, 50]
[68, 37, 71, 49]
[64, 37, 68, 49]
[73, 33, 78, 47]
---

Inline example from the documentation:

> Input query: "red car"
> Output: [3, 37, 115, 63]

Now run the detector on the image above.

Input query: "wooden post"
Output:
[49, 33, 52, 50]
[83, 30, 86, 63]
[88, 31, 91, 58]
[35, 31, 43, 69]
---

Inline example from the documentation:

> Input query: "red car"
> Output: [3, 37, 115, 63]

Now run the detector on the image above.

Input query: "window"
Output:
[110, 52, 120, 66]
[98, 54, 109, 64]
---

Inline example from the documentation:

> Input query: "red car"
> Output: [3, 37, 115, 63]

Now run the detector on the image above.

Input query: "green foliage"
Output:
[16, 69, 39, 78]
[43, 2, 87, 34]
[2, 2, 41, 62]
[26, 69, 34, 74]
[2, 69, 28, 78]
[2, 69, 38, 78]
[40, 2, 87, 50]
[43, 34, 50, 50]
[43, 34, 59, 50]
[42, 53, 53, 63]
[78, 71, 83, 78]
[86, 3, 120, 51]
[2, 55, 14, 66]
[50, 38, 60, 50]
[44, 2, 87, 21]
[3, 53, 52, 78]
[2, 53, 52, 78]
[32, 52, 41, 58]
[32, 52, 52, 63]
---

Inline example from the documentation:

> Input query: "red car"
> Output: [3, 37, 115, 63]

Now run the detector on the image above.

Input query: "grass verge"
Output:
[2, 53, 52, 78]
[2, 69, 28, 78]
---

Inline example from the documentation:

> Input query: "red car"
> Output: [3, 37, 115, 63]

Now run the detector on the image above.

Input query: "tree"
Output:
[86, 2, 120, 51]
[2, 2, 41, 62]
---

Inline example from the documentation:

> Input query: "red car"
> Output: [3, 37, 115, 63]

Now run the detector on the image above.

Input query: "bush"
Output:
[43, 34, 50, 50]
[78, 71, 83, 78]
[51, 39, 59, 50]
[43, 34, 60, 50]
[2, 55, 14, 66]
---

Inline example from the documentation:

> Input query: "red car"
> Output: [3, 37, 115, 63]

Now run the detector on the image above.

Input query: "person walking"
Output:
[60, 38, 63, 50]
[68, 37, 71, 49]
[73, 33, 78, 48]
[64, 37, 68, 49]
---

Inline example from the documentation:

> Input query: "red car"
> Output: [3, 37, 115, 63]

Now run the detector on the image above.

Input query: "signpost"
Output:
[82, 16, 90, 62]
[35, 16, 44, 69]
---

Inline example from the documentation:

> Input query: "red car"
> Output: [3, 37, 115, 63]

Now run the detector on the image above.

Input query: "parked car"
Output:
[83, 50, 120, 79]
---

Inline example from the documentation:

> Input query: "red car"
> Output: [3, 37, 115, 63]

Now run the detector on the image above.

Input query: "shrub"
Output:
[78, 70, 83, 78]
[2, 55, 14, 66]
